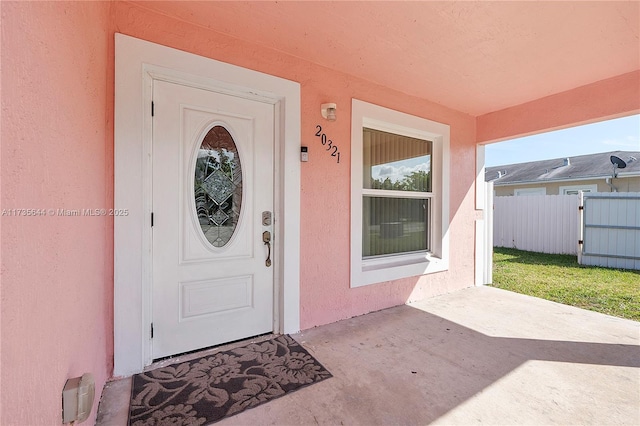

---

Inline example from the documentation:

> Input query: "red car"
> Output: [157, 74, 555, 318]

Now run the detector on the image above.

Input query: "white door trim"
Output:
[114, 34, 301, 376]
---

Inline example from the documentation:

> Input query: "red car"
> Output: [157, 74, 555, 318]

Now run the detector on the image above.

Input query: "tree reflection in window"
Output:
[194, 125, 242, 247]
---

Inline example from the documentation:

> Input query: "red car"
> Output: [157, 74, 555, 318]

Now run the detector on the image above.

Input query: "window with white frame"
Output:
[351, 99, 449, 287]
[559, 184, 597, 195]
[514, 187, 546, 196]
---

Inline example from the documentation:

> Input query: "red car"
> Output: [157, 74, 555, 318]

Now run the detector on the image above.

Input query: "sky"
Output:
[485, 114, 640, 167]
[372, 155, 430, 183]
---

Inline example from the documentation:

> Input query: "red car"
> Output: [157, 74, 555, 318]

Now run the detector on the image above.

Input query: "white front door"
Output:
[151, 80, 275, 359]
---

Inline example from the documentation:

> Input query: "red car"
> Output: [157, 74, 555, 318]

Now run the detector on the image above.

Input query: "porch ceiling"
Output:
[131, 1, 639, 116]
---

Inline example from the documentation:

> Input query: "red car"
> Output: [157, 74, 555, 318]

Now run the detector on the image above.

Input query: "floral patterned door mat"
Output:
[128, 335, 332, 425]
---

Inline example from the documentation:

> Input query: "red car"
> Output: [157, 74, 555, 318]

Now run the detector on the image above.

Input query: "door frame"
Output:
[114, 34, 301, 376]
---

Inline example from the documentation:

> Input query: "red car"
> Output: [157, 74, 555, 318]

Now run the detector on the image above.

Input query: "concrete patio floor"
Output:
[97, 286, 640, 425]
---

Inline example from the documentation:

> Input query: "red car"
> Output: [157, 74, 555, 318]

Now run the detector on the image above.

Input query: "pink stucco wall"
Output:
[111, 2, 479, 330]
[2, 1, 636, 424]
[0, 2, 476, 422]
[1, 2, 113, 424]
[477, 70, 640, 144]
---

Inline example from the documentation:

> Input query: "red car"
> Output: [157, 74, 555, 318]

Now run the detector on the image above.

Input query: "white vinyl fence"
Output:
[579, 192, 640, 270]
[493, 194, 579, 255]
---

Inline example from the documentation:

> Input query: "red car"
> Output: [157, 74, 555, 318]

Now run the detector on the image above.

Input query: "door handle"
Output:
[262, 231, 272, 267]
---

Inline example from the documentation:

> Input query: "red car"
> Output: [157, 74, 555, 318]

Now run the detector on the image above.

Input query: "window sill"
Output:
[353, 252, 448, 287]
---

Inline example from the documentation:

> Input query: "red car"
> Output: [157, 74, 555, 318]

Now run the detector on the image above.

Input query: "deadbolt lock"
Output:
[262, 211, 272, 226]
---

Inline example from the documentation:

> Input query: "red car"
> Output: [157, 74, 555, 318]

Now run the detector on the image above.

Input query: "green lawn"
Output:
[491, 247, 640, 321]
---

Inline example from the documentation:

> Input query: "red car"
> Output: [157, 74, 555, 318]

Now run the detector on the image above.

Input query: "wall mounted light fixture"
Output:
[321, 103, 337, 121]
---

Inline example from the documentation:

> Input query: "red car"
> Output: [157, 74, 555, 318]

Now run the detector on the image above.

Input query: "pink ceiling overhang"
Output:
[131, 1, 639, 118]
[478, 70, 640, 143]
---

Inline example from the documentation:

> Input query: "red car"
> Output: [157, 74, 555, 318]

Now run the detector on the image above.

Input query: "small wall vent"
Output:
[62, 373, 95, 424]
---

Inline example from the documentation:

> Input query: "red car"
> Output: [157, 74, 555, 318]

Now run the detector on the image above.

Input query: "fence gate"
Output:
[578, 192, 640, 270]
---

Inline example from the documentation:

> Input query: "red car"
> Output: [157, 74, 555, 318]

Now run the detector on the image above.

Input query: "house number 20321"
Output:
[314, 125, 341, 163]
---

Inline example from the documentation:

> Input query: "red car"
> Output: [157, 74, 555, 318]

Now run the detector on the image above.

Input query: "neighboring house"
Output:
[486, 151, 640, 196]
[1, 2, 638, 425]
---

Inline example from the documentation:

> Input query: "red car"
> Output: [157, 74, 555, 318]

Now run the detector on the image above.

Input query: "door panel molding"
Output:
[179, 275, 254, 319]
[114, 34, 301, 376]
[151, 81, 274, 359]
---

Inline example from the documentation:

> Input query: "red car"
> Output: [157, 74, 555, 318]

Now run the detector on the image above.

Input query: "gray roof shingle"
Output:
[485, 151, 640, 184]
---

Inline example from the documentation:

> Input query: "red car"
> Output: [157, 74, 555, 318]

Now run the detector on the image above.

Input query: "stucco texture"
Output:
[1, 1, 113, 424]
[1, 1, 637, 424]
[0, 2, 475, 423]
[111, 1, 478, 329]
[477, 70, 640, 144]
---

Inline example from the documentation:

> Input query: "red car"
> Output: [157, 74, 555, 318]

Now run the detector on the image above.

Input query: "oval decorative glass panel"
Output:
[194, 125, 242, 247]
